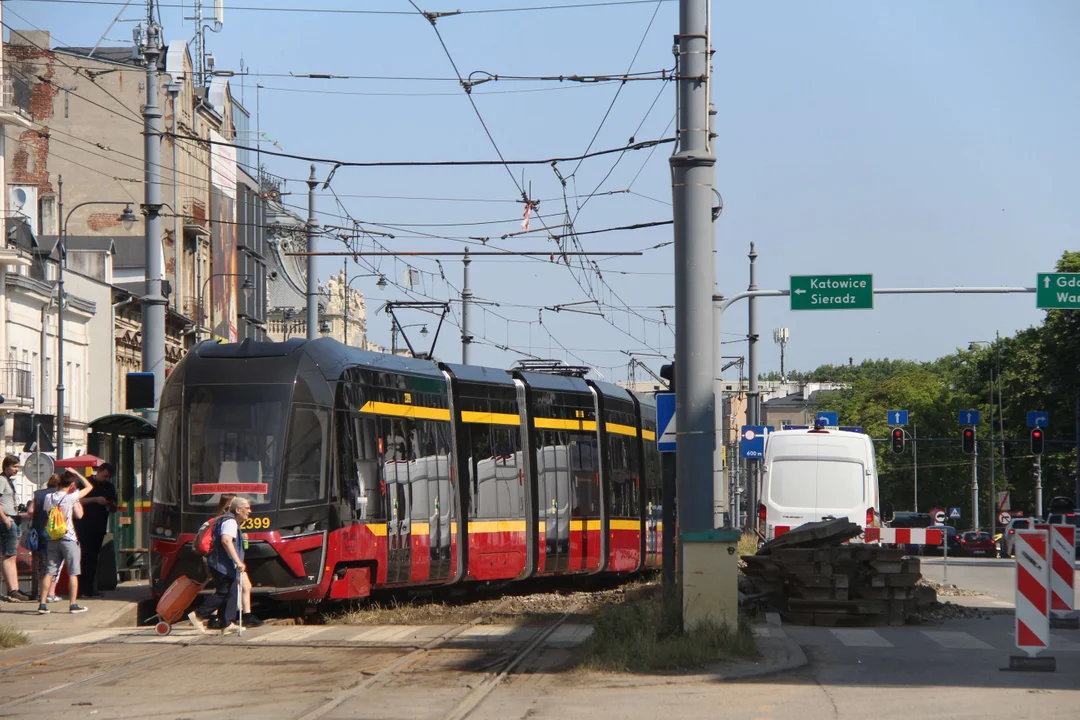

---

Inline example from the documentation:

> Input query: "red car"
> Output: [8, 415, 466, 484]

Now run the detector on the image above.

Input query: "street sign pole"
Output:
[913, 423, 919, 512]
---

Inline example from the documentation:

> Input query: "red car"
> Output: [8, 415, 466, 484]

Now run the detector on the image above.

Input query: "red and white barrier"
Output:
[1014, 529, 1050, 657]
[1048, 524, 1076, 618]
[864, 527, 944, 545]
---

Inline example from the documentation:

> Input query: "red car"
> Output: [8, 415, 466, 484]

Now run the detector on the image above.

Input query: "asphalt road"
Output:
[921, 555, 1080, 607]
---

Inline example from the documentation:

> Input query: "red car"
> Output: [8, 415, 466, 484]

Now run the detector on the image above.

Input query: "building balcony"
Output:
[0, 73, 33, 128]
[0, 361, 34, 408]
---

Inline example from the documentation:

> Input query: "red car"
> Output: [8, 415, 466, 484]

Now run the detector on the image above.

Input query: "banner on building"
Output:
[209, 129, 238, 342]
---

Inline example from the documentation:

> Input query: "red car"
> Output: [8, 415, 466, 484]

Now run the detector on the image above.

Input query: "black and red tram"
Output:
[149, 338, 663, 602]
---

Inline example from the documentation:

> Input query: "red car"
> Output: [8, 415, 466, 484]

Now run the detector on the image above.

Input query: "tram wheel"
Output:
[155, 621, 172, 636]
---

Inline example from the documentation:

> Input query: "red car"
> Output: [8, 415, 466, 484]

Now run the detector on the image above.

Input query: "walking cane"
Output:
[236, 577, 243, 637]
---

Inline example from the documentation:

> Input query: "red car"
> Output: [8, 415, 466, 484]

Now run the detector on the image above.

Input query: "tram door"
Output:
[383, 422, 411, 584]
[538, 440, 571, 573]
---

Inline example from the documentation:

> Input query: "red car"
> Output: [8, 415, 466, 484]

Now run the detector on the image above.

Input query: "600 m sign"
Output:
[790, 274, 874, 311]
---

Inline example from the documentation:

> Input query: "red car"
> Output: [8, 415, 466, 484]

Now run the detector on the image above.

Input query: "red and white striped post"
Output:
[863, 527, 943, 546]
[1048, 524, 1077, 628]
[1013, 529, 1052, 666]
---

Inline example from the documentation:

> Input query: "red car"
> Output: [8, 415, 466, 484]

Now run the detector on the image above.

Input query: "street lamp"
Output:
[196, 273, 255, 342]
[57, 175, 140, 460]
[340, 268, 381, 347]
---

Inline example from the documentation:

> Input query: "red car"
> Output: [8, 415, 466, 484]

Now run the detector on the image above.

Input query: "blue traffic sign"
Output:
[741, 425, 774, 459]
[816, 411, 839, 427]
[887, 410, 909, 426]
[959, 410, 981, 426]
[1027, 411, 1049, 427]
[656, 393, 676, 453]
[949, 507, 961, 520]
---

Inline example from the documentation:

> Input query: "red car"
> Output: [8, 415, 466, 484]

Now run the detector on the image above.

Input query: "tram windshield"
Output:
[186, 384, 290, 509]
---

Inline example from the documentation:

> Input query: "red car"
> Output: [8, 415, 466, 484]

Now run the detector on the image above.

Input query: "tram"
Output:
[149, 338, 663, 602]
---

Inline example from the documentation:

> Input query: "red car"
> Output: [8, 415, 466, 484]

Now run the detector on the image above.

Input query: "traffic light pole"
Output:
[913, 424, 919, 512]
[971, 440, 980, 531]
[1035, 455, 1043, 520]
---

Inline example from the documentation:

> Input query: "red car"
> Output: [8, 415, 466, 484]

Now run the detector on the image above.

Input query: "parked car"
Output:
[960, 531, 996, 557]
[1001, 517, 1033, 557]
[924, 525, 962, 555]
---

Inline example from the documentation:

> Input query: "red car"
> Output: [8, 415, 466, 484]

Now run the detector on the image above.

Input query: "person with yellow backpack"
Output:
[37, 470, 94, 615]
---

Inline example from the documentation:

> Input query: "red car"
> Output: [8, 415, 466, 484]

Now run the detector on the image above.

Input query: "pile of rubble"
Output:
[741, 518, 935, 627]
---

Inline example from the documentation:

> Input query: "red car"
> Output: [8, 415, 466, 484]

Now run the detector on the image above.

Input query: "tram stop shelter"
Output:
[87, 414, 157, 584]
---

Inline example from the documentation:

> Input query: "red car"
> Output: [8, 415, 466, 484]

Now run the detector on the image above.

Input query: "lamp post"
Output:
[57, 176, 137, 459]
[338, 258, 385, 347]
[197, 273, 254, 342]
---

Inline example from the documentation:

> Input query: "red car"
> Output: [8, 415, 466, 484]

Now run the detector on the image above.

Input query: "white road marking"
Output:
[921, 631, 993, 650]
[829, 628, 894, 647]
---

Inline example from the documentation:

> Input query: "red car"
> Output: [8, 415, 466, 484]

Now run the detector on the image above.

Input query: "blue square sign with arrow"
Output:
[816, 411, 839, 427]
[887, 410, 909, 426]
[1027, 411, 1049, 427]
[959, 410, 981, 426]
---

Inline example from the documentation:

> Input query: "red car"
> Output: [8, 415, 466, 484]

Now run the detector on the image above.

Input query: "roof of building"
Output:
[53, 46, 166, 69]
[55, 235, 116, 253]
[111, 237, 145, 269]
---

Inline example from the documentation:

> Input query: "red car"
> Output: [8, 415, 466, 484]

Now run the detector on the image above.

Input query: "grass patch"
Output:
[738, 532, 760, 558]
[577, 586, 758, 673]
[0, 623, 29, 649]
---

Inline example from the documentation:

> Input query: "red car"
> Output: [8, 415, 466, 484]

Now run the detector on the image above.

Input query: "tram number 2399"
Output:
[240, 517, 271, 530]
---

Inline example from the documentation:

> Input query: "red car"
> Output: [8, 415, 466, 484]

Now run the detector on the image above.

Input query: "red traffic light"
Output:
[1031, 428, 1044, 455]
[891, 428, 905, 454]
[962, 427, 976, 455]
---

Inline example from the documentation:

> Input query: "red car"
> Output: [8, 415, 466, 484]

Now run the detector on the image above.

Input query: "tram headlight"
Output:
[164, 529, 174, 538]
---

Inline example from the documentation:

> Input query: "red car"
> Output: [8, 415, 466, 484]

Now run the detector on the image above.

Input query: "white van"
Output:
[758, 428, 880, 540]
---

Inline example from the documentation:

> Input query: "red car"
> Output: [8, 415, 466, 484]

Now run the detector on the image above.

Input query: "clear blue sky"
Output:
[9, 0, 1079, 381]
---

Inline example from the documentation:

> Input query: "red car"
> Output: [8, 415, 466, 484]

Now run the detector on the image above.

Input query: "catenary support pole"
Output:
[1076, 389, 1080, 509]
[461, 247, 472, 364]
[169, 83, 181, 314]
[913, 424, 918, 512]
[746, 242, 759, 527]
[988, 363, 996, 535]
[711, 102, 724, 530]
[141, 14, 166, 422]
[56, 176, 65, 459]
[672, 0, 716, 536]
[996, 330, 1006, 533]
[306, 165, 319, 339]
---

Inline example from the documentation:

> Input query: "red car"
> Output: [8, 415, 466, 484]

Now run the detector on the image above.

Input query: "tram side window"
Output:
[152, 406, 180, 506]
[283, 406, 329, 505]
[350, 416, 385, 521]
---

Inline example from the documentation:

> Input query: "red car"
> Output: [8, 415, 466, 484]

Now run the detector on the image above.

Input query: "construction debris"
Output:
[742, 518, 927, 627]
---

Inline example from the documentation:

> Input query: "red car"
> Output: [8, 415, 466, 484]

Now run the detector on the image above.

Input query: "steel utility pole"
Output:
[141, 7, 166, 422]
[168, 81, 181, 314]
[995, 329, 1006, 533]
[671, 0, 716, 536]
[1076, 390, 1080, 509]
[461, 247, 472, 364]
[746, 243, 759, 526]
[306, 165, 319, 339]
[988, 363, 996, 535]
[912, 423, 918, 512]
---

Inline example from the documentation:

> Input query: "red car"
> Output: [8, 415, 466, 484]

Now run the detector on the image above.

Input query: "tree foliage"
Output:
[797, 252, 1079, 523]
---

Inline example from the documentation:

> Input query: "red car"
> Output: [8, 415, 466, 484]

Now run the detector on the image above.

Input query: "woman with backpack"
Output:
[37, 470, 95, 614]
[26, 474, 62, 603]
[188, 496, 251, 634]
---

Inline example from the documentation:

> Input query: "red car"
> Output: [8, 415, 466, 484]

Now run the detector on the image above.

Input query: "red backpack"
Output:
[192, 517, 220, 556]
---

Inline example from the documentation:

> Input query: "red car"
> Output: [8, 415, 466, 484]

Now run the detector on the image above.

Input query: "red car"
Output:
[960, 531, 996, 557]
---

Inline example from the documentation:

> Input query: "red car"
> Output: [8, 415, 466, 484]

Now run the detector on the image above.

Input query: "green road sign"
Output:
[790, 274, 873, 311]
[1037, 273, 1080, 309]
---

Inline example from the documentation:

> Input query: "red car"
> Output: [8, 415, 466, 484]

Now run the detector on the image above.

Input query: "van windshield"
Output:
[769, 459, 864, 509]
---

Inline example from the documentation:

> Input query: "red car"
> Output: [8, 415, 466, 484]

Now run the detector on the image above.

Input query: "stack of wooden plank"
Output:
[742, 519, 923, 627]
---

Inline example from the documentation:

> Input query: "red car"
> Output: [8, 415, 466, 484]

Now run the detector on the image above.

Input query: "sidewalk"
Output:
[0, 581, 147, 644]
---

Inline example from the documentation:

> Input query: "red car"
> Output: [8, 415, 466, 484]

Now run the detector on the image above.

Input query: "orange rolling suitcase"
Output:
[152, 575, 209, 635]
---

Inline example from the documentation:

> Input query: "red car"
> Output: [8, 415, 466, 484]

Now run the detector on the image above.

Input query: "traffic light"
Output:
[891, 428, 905, 454]
[962, 427, 976, 455]
[1031, 427, 1044, 455]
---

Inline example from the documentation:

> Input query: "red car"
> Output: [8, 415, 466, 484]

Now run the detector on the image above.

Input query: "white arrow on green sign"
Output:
[790, 274, 874, 311]
[1037, 273, 1080, 310]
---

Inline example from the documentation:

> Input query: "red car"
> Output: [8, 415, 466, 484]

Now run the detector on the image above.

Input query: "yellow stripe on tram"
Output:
[360, 519, 641, 538]
[461, 410, 521, 426]
[605, 422, 639, 438]
[640, 428, 656, 441]
[358, 401, 451, 421]
[534, 417, 597, 432]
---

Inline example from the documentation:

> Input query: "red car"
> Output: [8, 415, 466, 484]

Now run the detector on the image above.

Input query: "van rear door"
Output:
[767, 457, 866, 529]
